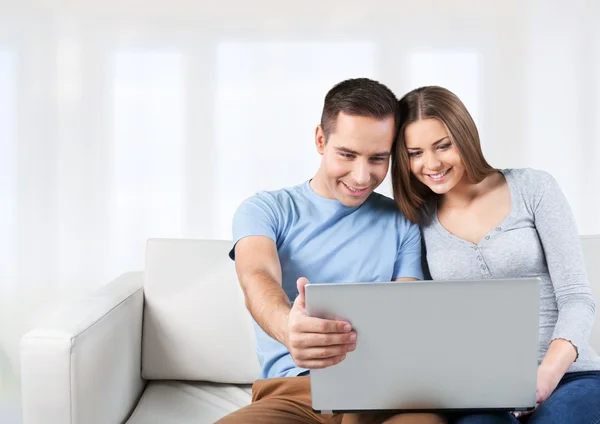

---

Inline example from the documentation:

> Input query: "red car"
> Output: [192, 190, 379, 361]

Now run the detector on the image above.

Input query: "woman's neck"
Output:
[439, 172, 499, 210]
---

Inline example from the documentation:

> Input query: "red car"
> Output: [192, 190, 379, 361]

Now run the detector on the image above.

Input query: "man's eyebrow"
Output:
[406, 136, 450, 150]
[334, 147, 390, 157]
[334, 147, 358, 155]
[371, 151, 391, 157]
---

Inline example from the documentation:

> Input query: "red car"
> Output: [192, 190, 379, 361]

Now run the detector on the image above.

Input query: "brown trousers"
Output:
[216, 376, 447, 424]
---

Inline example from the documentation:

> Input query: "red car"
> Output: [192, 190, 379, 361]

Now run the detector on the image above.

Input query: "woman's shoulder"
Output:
[502, 167, 557, 193]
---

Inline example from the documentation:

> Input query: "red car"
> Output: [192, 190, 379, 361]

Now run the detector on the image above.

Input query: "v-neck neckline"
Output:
[431, 169, 516, 248]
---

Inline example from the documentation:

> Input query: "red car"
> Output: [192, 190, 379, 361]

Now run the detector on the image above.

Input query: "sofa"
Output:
[20, 236, 600, 424]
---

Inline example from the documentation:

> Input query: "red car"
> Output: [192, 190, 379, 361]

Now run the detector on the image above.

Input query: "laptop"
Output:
[305, 277, 540, 414]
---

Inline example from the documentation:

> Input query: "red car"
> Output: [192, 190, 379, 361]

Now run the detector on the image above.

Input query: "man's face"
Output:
[315, 112, 395, 207]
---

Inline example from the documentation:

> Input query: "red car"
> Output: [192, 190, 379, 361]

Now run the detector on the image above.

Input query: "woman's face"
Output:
[404, 118, 467, 195]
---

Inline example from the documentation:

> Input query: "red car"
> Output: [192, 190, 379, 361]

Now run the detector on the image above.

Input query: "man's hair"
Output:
[320, 78, 400, 140]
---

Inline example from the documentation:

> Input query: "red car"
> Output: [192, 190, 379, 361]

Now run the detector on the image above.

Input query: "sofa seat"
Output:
[126, 381, 252, 423]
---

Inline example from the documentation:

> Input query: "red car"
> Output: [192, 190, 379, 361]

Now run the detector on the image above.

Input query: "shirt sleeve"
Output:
[393, 219, 424, 280]
[532, 171, 595, 359]
[229, 193, 280, 260]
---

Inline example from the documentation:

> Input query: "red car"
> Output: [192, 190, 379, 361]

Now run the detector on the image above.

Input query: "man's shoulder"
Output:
[240, 182, 307, 210]
[266, 181, 307, 200]
[365, 192, 415, 225]
[366, 191, 397, 211]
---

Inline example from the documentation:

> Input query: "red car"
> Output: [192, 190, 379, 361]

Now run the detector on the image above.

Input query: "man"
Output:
[218, 78, 445, 424]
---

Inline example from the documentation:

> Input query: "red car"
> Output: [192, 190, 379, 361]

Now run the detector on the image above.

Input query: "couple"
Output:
[218, 78, 600, 424]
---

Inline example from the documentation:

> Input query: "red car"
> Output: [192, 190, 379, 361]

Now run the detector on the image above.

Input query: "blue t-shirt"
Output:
[230, 180, 423, 379]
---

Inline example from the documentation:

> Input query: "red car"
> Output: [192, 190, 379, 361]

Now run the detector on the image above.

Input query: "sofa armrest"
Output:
[20, 272, 146, 424]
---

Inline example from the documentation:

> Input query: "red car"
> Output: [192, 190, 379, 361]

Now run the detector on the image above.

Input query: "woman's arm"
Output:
[531, 171, 594, 393]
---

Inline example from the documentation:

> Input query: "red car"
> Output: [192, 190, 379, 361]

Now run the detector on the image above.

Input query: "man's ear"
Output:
[315, 125, 326, 155]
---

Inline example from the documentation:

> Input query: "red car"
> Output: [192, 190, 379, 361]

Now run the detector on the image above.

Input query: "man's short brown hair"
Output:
[320, 78, 400, 141]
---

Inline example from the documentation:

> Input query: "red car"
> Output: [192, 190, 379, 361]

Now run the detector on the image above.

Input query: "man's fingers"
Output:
[291, 316, 351, 334]
[295, 354, 348, 370]
[295, 277, 310, 309]
[291, 331, 357, 348]
[294, 344, 356, 361]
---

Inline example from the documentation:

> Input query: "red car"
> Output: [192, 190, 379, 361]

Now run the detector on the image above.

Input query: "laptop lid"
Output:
[305, 278, 540, 414]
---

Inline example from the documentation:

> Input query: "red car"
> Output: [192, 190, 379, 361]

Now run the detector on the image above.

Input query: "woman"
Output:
[392, 86, 600, 423]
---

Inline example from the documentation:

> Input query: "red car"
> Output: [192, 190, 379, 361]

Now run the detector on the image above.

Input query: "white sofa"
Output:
[20, 236, 600, 424]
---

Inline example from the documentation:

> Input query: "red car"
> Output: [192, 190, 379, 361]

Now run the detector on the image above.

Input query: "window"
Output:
[112, 51, 185, 270]
[214, 41, 378, 238]
[0, 51, 16, 291]
[408, 51, 482, 129]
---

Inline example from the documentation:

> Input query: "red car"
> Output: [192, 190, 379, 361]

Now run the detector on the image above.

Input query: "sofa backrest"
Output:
[141, 238, 260, 383]
[141, 235, 600, 383]
[581, 236, 600, 352]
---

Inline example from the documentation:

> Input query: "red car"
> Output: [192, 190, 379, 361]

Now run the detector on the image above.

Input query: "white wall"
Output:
[0, 0, 599, 420]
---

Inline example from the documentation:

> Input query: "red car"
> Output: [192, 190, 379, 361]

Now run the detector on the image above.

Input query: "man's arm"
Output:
[234, 235, 356, 369]
[234, 235, 290, 344]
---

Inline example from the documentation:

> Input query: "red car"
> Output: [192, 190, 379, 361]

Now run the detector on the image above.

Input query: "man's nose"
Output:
[351, 162, 371, 186]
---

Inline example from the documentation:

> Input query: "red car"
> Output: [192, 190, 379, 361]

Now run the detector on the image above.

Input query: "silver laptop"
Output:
[305, 277, 540, 414]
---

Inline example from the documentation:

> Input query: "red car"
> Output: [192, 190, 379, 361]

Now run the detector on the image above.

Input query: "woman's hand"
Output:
[514, 364, 563, 418]
[535, 364, 562, 405]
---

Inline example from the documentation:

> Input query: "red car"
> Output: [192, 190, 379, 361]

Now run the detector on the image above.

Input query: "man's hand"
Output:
[283, 277, 357, 369]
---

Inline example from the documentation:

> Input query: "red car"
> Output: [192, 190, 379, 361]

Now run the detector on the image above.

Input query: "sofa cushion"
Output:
[126, 381, 252, 424]
[142, 238, 261, 383]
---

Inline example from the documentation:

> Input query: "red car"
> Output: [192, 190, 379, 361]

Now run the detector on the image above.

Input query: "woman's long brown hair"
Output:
[392, 86, 496, 223]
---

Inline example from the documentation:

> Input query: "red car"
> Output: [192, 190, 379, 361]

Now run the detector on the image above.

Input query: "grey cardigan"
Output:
[421, 168, 600, 373]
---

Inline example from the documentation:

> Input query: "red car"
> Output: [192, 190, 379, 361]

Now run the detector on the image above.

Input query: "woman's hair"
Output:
[392, 86, 496, 223]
